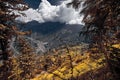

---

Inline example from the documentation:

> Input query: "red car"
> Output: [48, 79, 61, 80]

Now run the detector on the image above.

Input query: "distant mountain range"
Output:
[16, 0, 88, 53]
[20, 21, 89, 50]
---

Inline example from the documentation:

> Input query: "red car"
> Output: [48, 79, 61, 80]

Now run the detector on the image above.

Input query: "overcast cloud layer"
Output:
[15, 0, 84, 24]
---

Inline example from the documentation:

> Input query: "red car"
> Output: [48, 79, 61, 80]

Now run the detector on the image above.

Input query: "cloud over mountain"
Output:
[15, 0, 84, 25]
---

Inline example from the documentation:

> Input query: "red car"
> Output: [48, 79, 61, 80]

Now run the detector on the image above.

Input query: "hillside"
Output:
[30, 45, 110, 80]
[21, 21, 87, 50]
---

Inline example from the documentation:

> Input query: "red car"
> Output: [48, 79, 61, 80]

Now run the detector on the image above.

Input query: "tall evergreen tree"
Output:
[17, 38, 37, 79]
[68, 0, 120, 79]
[0, 0, 30, 79]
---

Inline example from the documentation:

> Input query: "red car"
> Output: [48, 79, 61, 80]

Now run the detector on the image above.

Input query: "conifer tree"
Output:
[17, 38, 37, 79]
[68, 0, 120, 79]
[0, 0, 29, 79]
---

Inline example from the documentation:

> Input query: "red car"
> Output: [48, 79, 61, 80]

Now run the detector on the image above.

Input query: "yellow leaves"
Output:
[112, 44, 120, 49]
[74, 55, 104, 76]
[60, 67, 67, 72]
[32, 72, 54, 80]
[32, 50, 105, 80]
[53, 70, 65, 78]
[47, 74, 53, 79]
[5, 58, 23, 80]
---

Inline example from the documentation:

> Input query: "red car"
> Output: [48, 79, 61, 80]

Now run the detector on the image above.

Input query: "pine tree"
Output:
[17, 38, 37, 79]
[0, 0, 29, 79]
[68, 0, 120, 79]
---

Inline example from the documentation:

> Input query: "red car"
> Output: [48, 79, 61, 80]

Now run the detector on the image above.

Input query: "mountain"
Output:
[20, 21, 87, 49]
[17, 0, 86, 51]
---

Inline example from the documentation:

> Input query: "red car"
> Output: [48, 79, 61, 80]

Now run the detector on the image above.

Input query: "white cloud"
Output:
[15, 0, 84, 25]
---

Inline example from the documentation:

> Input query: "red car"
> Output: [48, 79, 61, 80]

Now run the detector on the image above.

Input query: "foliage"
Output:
[0, 0, 32, 80]
[68, 0, 120, 79]
[31, 45, 108, 80]
[17, 38, 37, 79]
[0, 0, 119, 80]
[0, 0, 28, 61]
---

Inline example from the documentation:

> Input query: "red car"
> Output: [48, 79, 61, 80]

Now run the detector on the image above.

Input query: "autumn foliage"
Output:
[0, 0, 120, 80]
[68, 0, 120, 80]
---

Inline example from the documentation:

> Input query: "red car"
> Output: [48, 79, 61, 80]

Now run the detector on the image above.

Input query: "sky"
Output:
[15, 0, 84, 25]
[24, 0, 60, 8]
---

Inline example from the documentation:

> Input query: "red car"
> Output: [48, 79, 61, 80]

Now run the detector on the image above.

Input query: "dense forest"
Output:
[0, 0, 120, 80]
